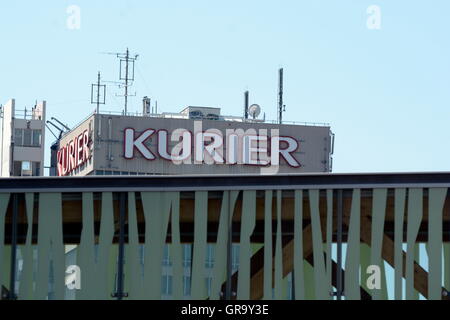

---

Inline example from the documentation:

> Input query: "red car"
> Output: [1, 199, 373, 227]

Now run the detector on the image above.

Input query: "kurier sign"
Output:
[57, 129, 91, 176]
[123, 127, 301, 168]
[57, 125, 303, 176]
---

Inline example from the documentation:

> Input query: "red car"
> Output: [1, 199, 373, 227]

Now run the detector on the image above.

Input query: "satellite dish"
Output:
[248, 104, 261, 119]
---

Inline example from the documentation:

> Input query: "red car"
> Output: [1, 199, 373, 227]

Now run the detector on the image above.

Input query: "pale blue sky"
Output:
[1, 1, 450, 173]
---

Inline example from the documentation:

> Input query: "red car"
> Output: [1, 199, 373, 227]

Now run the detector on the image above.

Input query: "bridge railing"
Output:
[0, 173, 449, 300]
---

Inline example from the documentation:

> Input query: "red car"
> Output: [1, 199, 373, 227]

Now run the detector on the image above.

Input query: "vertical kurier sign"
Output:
[57, 129, 92, 176]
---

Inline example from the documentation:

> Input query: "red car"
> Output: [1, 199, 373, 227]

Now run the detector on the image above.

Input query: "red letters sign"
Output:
[57, 130, 91, 176]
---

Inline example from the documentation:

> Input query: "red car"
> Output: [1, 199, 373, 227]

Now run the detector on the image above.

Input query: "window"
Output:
[32, 162, 41, 176]
[21, 161, 32, 176]
[183, 276, 191, 296]
[14, 129, 23, 146]
[22, 161, 31, 171]
[13, 161, 41, 177]
[13, 161, 21, 176]
[163, 245, 172, 266]
[183, 244, 192, 268]
[161, 275, 172, 296]
[23, 129, 32, 146]
[13, 129, 41, 147]
[287, 273, 293, 300]
[32, 130, 42, 146]
[205, 244, 215, 268]
[205, 277, 212, 297]
[232, 244, 240, 272]
[140, 245, 145, 269]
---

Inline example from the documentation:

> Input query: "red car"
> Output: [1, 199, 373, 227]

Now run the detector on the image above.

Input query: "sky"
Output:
[1, 0, 450, 173]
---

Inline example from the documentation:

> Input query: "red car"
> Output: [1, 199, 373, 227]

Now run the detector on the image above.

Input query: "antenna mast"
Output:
[91, 71, 106, 114]
[244, 90, 249, 120]
[278, 68, 285, 124]
[116, 48, 138, 115]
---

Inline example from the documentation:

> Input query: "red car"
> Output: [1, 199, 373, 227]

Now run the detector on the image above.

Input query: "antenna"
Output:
[50, 117, 71, 131]
[45, 124, 58, 140]
[142, 96, 151, 116]
[117, 48, 138, 115]
[102, 49, 139, 114]
[248, 104, 261, 120]
[244, 91, 249, 120]
[91, 72, 106, 114]
[278, 68, 286, 124]
[46, 120, 65, 139]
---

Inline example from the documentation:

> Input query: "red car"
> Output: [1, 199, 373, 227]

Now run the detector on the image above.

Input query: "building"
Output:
[52, 105, 334, 176]
[41, 101, 334, 299]
[0, 99, 46, 177]
[44, 103, 334, 299]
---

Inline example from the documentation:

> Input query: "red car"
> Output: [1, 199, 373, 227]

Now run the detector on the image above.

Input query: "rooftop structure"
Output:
[0, 99, 46, 177]
[52, 105, 334, 177]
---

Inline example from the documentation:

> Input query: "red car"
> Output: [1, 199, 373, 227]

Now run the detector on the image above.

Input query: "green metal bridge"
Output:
[0, 173, 449, 300]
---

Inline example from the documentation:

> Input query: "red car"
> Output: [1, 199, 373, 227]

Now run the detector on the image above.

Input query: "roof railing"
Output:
[14, 109, 44, 121]
[94, 110, 330, 127]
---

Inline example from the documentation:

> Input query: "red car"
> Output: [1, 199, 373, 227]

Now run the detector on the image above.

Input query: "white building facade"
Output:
[0, 99, 46, 177]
